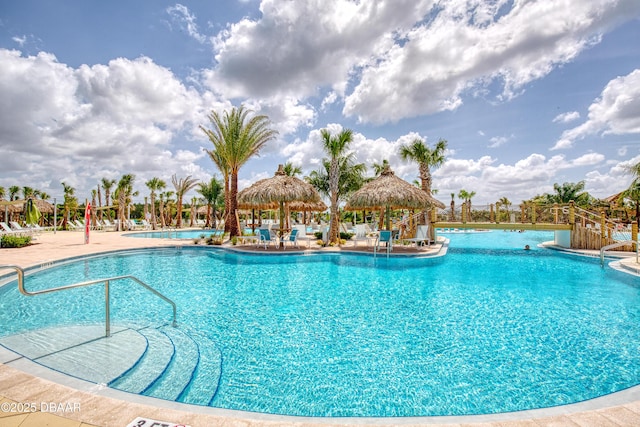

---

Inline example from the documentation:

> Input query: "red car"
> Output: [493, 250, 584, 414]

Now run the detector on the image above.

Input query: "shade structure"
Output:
[237, 164, 322, 246]
[0, 199, 55, 215]
[345, 165, 445, 230]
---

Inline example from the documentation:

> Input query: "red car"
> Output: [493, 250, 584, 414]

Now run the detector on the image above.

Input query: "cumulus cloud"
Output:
[552, 68, 640, 150]
[0, 49, 212, 197]
[203, 0, 640, 124]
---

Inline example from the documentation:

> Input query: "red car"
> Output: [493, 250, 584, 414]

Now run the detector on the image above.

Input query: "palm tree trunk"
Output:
[229, 172, 239, 237]
[176, 197, 183, 228]
[150, 193, 157, 230]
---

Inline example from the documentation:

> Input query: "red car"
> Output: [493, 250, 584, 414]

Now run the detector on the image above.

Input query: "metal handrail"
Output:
[0, 264, 177, 337]
[600, 241, 639, 267]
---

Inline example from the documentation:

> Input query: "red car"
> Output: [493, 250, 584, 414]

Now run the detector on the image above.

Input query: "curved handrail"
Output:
[599, 241, 639, 268]
[0, 264, 177, 336]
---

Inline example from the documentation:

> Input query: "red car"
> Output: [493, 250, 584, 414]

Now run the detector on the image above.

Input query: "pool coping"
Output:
[2, 230, 640, 426]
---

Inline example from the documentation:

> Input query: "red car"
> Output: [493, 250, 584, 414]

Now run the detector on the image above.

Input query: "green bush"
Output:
[1, 234, 32, 248]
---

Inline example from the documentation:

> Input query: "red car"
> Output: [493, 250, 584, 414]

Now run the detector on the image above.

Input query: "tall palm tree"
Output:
[205, 149, 230, 229]
[61, 182, 77, 230]
[114, 174, 135, 231]
[399, 138, 447, 198]
[145, 177, 166, 230]
[197, 177, 224, 228]
[319, 128, 354, 244]
[450, 193, 456, 221]
[458, 189, 476, 221]
[200, 105, 278, 236]
[96, 185, 103, 221]
[101, 178, 116, 220]
[171, 175, 199, 228]
[372, 159, 390, 177]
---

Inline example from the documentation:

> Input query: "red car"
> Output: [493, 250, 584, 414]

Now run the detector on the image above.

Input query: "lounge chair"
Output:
[374, 230, 393, 257]
[351, 223, 374, 247]
[405, 224, 431, 247]
[257, 228, 277, 249]
[1, 222, 21, 235]
[293, 224, 313, 248]
[283, 228, 299, 249]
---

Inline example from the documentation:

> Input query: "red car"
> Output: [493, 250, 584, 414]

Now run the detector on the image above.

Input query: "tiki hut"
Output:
[237, 164, 322, 246]
[345, 165, 445, 231]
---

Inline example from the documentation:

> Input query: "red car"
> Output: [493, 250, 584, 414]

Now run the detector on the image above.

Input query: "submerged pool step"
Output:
[0, 325, 147, 384]
[109, 326, 175, 394]
[142, 325, 199, 401]
[176, 328, 223, 406]
[0, 323, 224, 406]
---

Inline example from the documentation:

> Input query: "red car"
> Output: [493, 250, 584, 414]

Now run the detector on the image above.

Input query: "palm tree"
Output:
[0, 186, 5, 200]
[200, 105, 278, 236]
[114, 174, 135, 231]
[91, 189, 97, 227]
[319, 128, 354, 244]
[282, 162, 302, 177]
[372, 159, 390, 177]
[9, 186, 20, 201]
[145, 177, 166, 230]
[205, 149, 230, 229]
[197, 177, 223, 228]
[101, 178, 116, 220]
[458, 189, 476, 221]
[547, 181, 589, 205]
[171, 175, 199, 228]
[22, 186, 34, 200]
[498, 196, 511, 222]
[450, 193, 455, 221]
[399, 138, 447, 198]
[61, 182, 77, 230]
[623, 161, 640, 226]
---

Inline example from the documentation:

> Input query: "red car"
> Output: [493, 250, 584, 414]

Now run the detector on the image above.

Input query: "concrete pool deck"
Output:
[1, 229, 640, 427]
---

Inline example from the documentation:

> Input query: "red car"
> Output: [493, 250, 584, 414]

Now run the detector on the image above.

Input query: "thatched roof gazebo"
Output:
[345, 165, 444, 230]
[238, 164, 322, 246]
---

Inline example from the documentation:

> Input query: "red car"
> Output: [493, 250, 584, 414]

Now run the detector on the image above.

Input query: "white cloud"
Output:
[12, 35, 27, 47]
[553, 111, 581, 123]
[552, 68, 640, 149]
[166, 4, 207, 44]
[488, 135, 510, 148]
[344, 0, 640, 123]
[0, 49, 212, 198]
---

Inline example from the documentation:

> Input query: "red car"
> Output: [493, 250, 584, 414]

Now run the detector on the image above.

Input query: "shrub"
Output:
[1, 235, 32, 248]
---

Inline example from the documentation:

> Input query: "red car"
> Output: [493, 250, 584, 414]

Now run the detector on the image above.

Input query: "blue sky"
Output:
[1, 0, 640, 205]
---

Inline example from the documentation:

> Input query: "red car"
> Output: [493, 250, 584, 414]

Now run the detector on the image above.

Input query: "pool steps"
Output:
[0, 323, 222, 406]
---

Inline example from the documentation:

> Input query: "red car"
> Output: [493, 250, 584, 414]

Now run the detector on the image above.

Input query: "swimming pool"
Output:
[1, 231, 639, 417]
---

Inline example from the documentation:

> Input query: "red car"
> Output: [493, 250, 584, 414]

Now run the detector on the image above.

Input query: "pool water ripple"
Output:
[1, 231, 640, 417]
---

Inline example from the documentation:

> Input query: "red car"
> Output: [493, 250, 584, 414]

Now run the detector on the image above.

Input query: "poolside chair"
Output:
[257, 228, 277, 249]
[351, 224, 374, 247]
[405, 224, 431, 247]
[283, 228, 299, 249]
[1, 222, 20, 235]
[294, 224, 313, 248]
[374, 230, 393, 257]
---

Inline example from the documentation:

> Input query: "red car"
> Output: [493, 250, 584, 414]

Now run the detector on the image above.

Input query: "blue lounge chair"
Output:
[283, 228, 299, 249]
[374, 230, 393, 257]
[258, 228, 276, 249]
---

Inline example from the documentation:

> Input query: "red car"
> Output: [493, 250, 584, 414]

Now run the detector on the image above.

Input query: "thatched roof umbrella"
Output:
[345, 165, 445, 230]
[237, 164, 322, 247]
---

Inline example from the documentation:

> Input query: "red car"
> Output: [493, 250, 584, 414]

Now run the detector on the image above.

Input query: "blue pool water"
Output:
[1, 231, 639, 417]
